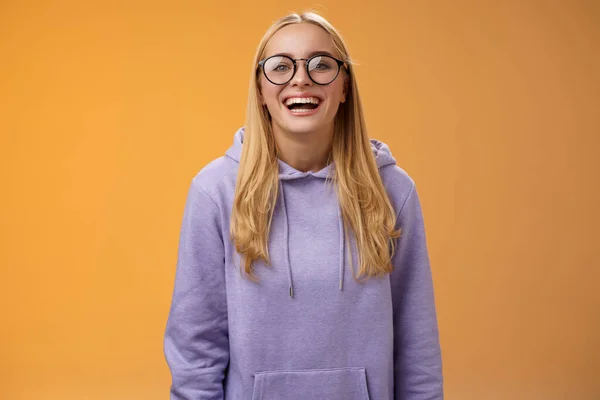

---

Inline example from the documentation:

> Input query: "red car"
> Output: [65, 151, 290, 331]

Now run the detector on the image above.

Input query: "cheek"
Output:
[259, 78, 280, 106]
[324, 83, 345, 108]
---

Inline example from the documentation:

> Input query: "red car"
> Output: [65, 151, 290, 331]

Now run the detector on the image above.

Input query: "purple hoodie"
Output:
[164, 128, 443, 400]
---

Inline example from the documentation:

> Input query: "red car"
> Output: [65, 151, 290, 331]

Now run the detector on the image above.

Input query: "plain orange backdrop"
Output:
[1, 1, 599, 399]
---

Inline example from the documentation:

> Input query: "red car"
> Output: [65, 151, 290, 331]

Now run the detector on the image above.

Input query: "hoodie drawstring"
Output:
[279, 183, 294, 298]
[280, 181, 345, 299]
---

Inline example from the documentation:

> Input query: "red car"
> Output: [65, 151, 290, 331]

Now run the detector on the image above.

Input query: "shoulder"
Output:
[379, 164, 416, 216]
[189, 155, 239, 207]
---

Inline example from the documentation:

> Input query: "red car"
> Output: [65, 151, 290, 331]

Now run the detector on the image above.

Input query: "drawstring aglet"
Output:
[289, 286, 294, 298]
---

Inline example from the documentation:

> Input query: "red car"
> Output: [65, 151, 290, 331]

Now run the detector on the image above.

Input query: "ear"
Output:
[340, 76, 349, 103]
[258, 85, 267, 106]
[256, 73, 267, 105]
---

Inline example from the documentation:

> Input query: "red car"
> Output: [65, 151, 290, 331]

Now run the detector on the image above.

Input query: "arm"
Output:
[164, 179, 229, 400]
[391, 183, 443, 399]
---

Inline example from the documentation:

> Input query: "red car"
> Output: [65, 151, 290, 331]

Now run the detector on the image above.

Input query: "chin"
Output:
[287, 123, 321, 134]
[278, 117, 331, 135]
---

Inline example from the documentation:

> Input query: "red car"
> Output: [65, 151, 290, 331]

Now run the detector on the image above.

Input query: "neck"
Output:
[272, 125, 334, 173]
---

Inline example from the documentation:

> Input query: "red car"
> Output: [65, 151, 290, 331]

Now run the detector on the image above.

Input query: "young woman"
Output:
[164, 11, 443, 400]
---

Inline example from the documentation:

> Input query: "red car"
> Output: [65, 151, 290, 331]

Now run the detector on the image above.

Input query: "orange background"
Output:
[1, 1, 598, 399]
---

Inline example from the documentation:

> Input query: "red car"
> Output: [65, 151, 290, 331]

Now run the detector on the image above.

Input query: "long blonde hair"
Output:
[230, 11, 401, 282]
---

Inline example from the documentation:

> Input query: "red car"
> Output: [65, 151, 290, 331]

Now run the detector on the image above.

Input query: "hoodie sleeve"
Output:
[164, 178, 229, 400]
[391, 182, 443, 400]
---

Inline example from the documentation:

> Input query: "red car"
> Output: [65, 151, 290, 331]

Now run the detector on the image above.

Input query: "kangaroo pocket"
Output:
[251, 366, 370, 400]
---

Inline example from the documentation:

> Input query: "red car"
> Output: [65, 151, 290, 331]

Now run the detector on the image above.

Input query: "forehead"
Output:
[264, 23, 337, 58]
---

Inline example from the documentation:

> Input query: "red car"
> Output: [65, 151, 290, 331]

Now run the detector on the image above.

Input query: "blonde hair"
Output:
[230, 11, 401, 282]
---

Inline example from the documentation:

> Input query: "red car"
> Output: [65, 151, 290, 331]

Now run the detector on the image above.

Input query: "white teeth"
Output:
[285, 97, 320, 106]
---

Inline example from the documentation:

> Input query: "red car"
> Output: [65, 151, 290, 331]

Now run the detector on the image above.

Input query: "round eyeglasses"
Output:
[258, 54, 346, 86]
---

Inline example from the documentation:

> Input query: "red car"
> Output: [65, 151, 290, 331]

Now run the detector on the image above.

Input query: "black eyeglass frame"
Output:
[257, 54, 347, 86]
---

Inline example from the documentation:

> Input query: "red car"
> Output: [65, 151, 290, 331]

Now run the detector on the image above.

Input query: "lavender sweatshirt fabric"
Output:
[164, 127, 443, 400]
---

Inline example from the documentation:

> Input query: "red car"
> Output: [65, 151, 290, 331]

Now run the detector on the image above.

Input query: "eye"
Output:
[309, 56, 336, 72]
[274, 64, 290, 72]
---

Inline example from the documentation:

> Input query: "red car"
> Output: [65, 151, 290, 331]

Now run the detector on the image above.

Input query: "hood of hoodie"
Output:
[224, 127, 398, 298]
[225, 127, 398, 178]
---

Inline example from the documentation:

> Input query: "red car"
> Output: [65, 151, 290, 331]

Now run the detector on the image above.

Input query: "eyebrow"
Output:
[268, 50, 336, 59]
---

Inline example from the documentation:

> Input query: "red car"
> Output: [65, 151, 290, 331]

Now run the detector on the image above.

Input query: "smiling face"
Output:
[258, 23, 348, 138]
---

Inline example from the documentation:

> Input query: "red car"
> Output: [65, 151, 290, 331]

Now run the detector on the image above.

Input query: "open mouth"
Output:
[284, 97, 320, 113]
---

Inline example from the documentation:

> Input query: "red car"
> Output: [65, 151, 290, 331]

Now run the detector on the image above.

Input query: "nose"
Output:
[290, 60, 312, 87]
